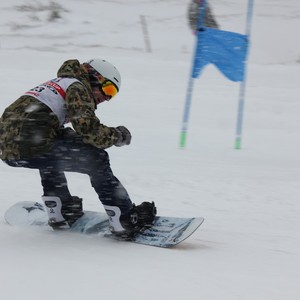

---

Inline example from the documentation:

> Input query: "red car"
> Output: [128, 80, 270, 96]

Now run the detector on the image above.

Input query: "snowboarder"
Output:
[0, 58, 156, 237]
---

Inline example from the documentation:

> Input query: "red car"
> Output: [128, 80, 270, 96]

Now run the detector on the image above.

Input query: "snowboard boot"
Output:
[42, 195, 83, 229]
[105, 202, 157, 238]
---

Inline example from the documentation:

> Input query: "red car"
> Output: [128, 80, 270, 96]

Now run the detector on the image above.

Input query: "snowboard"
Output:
[4, 201, 204, 248]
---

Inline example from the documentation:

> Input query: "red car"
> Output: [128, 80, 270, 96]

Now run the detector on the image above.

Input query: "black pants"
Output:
[3, 131, 132, 215]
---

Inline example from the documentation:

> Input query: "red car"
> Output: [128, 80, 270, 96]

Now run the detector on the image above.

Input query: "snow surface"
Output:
[0, 0, 300, 299]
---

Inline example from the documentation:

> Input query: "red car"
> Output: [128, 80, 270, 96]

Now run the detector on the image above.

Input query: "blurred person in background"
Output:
[188, 0, 219, 33]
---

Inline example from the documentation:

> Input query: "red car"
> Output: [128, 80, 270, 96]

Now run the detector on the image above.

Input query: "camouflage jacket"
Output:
[187, 0, 219, 32]
[0, 59, 118, 160]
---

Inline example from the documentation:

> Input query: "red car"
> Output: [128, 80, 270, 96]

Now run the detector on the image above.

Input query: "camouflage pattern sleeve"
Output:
[65, 82, 117, 149]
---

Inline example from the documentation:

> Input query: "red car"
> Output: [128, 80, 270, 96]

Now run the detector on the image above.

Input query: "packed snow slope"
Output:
[0, 0, 299, 299]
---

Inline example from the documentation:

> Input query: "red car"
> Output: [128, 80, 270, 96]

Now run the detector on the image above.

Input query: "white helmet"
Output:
[85, 58, 121, 91]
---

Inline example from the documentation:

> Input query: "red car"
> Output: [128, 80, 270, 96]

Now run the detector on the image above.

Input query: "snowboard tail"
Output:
[4, 201, 204, 248]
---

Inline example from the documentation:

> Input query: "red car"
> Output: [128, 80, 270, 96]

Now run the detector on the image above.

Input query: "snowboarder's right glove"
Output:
[114, 126, 132, 147]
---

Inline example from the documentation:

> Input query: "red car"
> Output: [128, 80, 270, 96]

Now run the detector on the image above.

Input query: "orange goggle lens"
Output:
[101, 80, 118, 98]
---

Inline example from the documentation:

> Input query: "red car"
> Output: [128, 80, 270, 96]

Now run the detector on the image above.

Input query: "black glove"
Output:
[114, 126, 132, 147]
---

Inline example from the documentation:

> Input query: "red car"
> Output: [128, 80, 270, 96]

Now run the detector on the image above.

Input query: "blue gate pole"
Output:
[180, 0, 207, 148]
[179, 74, 195, 148]
[234, 0, 255, 149]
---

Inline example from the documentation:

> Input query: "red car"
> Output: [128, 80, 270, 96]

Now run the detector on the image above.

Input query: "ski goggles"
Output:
[100, 80, 119, 98]
[89, 70, 119, 98]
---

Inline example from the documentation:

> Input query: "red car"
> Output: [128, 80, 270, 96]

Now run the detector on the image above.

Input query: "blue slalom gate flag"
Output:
[192, 26, 248, 82]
